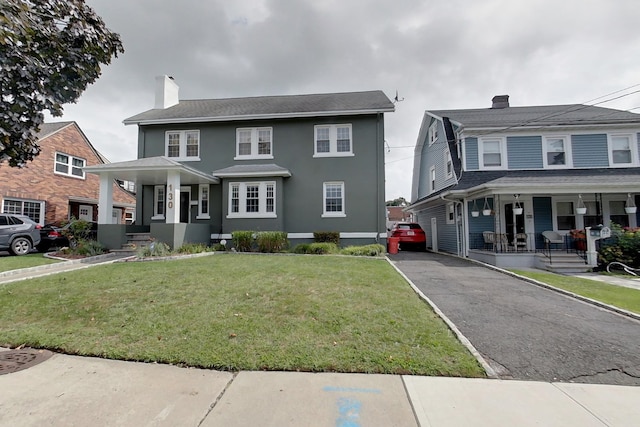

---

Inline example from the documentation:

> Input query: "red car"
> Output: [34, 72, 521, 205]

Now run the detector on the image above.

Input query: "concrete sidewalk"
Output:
[1, 352, 639, 426]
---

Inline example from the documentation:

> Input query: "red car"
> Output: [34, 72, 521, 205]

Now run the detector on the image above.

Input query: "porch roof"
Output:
[211, 163, 292, 178]
[84, 156, 219, 185]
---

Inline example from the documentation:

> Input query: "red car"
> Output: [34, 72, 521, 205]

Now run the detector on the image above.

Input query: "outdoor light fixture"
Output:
[471, 199, 480, 217]
[576, 194, 587, 215]
[482, 197, 492, 216]
[625, 193, 637, 214]
[513, 194, 523, 215]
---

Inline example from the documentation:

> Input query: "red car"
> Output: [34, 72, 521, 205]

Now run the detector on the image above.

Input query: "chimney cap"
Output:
[491, 95, 510, 109]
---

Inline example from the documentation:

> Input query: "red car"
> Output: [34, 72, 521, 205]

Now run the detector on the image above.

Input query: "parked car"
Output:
[389, 222, 426, 251]
[37, 224, 69, 252]
[0, 214, 41, 255]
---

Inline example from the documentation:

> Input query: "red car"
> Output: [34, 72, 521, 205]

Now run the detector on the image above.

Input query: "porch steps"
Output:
[110, 233, 154, 255]
[537, 252, 591, 273]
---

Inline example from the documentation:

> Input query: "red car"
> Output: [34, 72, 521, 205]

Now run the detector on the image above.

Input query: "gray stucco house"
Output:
[86, 76, 394, 249]
[407, 95, 640, 269]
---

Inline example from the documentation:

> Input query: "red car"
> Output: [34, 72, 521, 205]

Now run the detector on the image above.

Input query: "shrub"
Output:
[256, 231, 288, 253]
[293, 242, 339, 255]
[62, 217, 93, 242]
[340, 244, 386, 257]
[176, 242, 211, 254]
[598, 224, 640, 268]
[232, 231, 254, 252]
[293, 243, 311, 254]
[313, 231, 340, 245]
[137, 241, 171, 258]
[212, 243, 226, 251]
[62, 239, 106, 257]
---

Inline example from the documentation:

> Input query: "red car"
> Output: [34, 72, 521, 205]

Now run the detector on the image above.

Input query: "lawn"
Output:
[0, 252, 61, 273]
[0, 254, 485, 377]
[512, 269, 640, 315]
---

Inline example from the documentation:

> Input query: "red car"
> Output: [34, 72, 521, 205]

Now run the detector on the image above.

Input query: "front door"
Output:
[79, 205, 93, 222]
[180, 186, 190, 223]
[505, 203, 525, 244]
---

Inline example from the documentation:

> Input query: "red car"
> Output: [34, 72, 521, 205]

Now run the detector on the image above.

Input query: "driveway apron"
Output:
[390, 252, 640, 385]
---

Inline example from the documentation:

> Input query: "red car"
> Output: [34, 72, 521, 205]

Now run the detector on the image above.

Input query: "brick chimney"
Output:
[154, 75, 179, 109]
[491, 95, 510, 109]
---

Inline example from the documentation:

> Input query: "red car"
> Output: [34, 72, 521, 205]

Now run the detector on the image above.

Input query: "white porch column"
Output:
[165, 170, 181, 224]
[97, 173, 113, 224]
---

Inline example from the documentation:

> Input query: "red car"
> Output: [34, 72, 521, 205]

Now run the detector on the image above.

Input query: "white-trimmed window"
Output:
[314, 124, 353, 157]
[446, 203, 455, 225]
[428, 121, 438, 146]
[228, 182, 276, 218]
[479, 138, 505, 169]
[235, 127, 273, 160]
[445, 150, 453, 179]
[543, 136, 571, 168]
[429, 166, 436, 192]
[609, 134, 637, 166]
[165, 130, 200, 160]
[153, 185, 165, 219]
[54, 152, 85, 178]
[197, 184, 210, 219]
[556, 201, 575, 230]
[2, 198, 45, 225]
[322, 182, 345, 217]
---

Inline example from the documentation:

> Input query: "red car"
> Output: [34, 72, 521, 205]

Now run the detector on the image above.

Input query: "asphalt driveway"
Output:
[389, 251, 640, 386]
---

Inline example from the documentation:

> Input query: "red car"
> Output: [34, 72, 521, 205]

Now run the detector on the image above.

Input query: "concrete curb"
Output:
[385, 257, 499, 379]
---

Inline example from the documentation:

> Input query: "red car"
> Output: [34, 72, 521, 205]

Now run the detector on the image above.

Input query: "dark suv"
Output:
[0, 214, 41, 255]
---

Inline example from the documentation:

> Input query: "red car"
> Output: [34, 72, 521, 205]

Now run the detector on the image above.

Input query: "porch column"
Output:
[97, 173, 113, 224]
[165, 170, 181, 224]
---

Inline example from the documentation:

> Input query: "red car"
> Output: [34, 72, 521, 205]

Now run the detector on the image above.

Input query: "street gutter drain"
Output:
[0, 348, 54, 375]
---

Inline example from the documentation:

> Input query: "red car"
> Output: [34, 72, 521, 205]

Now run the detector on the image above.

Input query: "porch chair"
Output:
[495, 233, 509, 252]
[542, 230, 564, 250]
[514, 233, 527, 252]
[482, 231, 495, 250]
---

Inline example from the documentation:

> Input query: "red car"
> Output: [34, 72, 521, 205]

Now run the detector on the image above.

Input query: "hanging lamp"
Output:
[513, 194, 523, 215]
[576, 194, 587, 215]
[625, 193, 637, 214]
[482, 197, 492, 216]
[471, 199, 480, 217]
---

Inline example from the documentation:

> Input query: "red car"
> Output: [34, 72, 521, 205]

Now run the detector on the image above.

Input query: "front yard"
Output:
[0, 254, 485, 377]
[0, 252, 61, 273]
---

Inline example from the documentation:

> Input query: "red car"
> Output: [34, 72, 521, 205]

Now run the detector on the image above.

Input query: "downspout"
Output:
[376, 113, 382, 243]
[440, 194, 464, 257]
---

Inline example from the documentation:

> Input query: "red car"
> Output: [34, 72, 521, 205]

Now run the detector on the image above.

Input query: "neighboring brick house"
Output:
[0, 122, 135, 226]
[386, 206, 412, 230]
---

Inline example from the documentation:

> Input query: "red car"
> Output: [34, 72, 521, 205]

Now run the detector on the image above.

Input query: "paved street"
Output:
[390, 251, 640, 385]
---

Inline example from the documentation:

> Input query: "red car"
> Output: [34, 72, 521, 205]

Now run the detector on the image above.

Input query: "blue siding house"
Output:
[408, 95, 640, 269]
[85, 76, 394, 250]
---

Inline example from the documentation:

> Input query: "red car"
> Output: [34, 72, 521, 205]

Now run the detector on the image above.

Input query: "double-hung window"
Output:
[322, 182, 345, 217]
[153, 185, 165, 219]
[228, 182, 276, 218]
[428, 121, 438, 146]
[235, 128, 273, 159]
[197, 184, 210, 219]
[429, 166, 436, 192]
[54, 152, 85, 178]
[165, 130, 200, 160]
[555, 201, 575, 230]
[479, 138, 505, 169]
[609, 134, 636, 166]
[314, 124, 353, 157]
[445, 150, 453, 179]
[543, 136, 570, 168]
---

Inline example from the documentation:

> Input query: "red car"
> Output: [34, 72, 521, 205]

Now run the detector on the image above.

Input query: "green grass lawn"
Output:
[0, 254, 485, 377]
[511, 269, 640, 314]
[0, 252, 61, 273]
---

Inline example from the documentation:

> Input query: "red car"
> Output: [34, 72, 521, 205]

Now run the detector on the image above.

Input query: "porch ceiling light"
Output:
[576, 194, 587, 215]
[626, 193, 637, 214]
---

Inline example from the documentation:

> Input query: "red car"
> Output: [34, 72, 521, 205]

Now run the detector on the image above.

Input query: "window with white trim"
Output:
[235, 128, 273, 159]
[429, 166, 436, 192]
[556, 201, 575, 230]
[322, 182, 345, 217]
[479, 138, 505, 169]
[445, 150, 453, 179]
[228, 182, 276, 218]
[165, 130, 200, 160]
[314, 124, 353, 157]
[153, 185, 165, 219]
[543, 136, 571, 167]
[197, 184, 210, 219]
[2, 198, 45, 225]
[428, 121, 438, 146]
[609, 134, 636, 166]
[54, 152, 85, 178]
[446, 203, 455, 224]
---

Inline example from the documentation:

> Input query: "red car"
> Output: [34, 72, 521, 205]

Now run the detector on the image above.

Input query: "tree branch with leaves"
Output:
[0, 0, 124, 166]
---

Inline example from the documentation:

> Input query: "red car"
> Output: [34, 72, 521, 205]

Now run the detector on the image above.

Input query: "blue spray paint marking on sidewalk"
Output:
[323, 386, 382, 426]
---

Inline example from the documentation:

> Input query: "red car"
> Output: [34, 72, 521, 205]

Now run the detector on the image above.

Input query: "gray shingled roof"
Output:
[37, 122, 73, 139]
[212, 164, 291, 178]
[124, 90, 394, 125]
[429, 104, 640, 128]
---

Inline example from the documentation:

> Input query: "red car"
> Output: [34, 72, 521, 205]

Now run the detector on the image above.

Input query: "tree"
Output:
[0, 0, 124, 166]
[386, 197, 408, 207]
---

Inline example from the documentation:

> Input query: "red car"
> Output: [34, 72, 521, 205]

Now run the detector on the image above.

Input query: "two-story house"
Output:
[86, 76, 394, 250]
[407, 95, 640, 269]
[0, 122, 136, 227]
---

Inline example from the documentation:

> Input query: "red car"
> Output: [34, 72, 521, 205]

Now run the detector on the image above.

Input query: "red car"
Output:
[389, 222, 426, 251]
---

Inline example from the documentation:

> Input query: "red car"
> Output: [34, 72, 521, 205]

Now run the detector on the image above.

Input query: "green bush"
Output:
[232, 231, 254, 252]
[256, 231, 288, 253]
[176, 242, 212, 254]
[62, 217, 93, 241]
[137, 241, 171, 258]
[293, 242, 339, 255]
[212, 243, 226, 251]
[313, 231, 340, 245]
[71, 240, 106, 257]
[340, 244, 386, 257]
[598, 224, 640, 268]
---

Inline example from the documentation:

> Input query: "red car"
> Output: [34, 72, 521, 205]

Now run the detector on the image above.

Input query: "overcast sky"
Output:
[48, 0, 640, 201]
